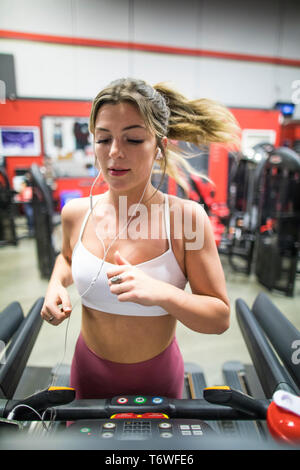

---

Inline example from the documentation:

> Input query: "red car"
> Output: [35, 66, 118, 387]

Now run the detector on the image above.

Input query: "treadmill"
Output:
[0, 293, 299, 450]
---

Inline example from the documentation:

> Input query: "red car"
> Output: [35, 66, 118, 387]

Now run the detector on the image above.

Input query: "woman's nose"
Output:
[109, 139, 124, 159]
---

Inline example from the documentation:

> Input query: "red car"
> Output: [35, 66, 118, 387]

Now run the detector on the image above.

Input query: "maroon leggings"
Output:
[70, 333, 184, 399]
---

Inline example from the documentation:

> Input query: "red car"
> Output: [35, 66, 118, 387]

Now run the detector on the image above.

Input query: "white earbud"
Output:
[155, 148, 163, 160]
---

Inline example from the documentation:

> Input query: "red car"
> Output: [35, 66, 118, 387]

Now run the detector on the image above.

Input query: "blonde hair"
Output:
[89, 78, 240, 195]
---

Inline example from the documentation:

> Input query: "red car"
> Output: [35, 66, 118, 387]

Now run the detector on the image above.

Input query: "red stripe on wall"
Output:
[208, 144, 229, 204]
[1, 29, 300, 68]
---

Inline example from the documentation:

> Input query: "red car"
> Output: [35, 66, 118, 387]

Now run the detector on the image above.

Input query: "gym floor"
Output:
[1, 224, 300, 389]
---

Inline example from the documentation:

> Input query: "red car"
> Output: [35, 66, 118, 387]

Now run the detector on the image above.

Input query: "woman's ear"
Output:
[161, 136, 168, 150]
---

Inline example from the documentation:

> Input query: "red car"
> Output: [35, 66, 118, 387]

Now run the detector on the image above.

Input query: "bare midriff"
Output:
[81, 307, 177, 363]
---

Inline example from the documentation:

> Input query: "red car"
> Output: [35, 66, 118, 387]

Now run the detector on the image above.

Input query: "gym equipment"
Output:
[0, 293, 299, 450]
[251, 292, 300, 389]
[30, 164, 59, 279]
[254, 147, 300, 296]
[0, 167, 17, 247]
[204, 387, 300, 446]
[223, 144, 300, 296]
[221, 143, 274, 274]
[5, 387, 76, 421]
[235, 297, 299, 398]
[0, 298, 44, 399]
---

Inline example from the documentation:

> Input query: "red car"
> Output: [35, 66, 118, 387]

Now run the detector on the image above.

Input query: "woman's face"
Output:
[94, 102, 157, 194]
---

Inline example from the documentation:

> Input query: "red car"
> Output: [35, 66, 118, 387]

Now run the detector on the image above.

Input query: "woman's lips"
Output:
[108, 168, 130, 176]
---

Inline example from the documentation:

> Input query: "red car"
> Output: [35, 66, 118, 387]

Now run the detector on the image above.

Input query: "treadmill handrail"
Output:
[235, 298, 299, 398]
[252, 292, 300, 392]
[0, 298, 44, 399]
[0, 301, 24, 344]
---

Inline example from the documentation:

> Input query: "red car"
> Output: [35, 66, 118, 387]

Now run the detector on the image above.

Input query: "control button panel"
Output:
[111, 395, 165, 406]
[68, 419, 214, 441]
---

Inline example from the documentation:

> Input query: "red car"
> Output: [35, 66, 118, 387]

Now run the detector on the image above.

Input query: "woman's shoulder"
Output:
[60, 195, 90, 224]
[166, 193, 206, 217]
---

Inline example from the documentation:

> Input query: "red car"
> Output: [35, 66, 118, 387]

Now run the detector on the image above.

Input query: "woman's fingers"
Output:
[106, 264, 132, 281]
[41, 297, 72, 326]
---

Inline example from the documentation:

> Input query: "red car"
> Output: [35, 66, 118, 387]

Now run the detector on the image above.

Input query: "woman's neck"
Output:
[106, 184, 163, 212]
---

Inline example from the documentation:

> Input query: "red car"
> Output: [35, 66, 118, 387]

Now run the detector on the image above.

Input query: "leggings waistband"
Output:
[79, 333, 178, 369]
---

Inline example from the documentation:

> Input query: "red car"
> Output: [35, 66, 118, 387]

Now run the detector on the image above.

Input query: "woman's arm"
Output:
[40, 202, 75, 325]
[158, 201, 230, 334]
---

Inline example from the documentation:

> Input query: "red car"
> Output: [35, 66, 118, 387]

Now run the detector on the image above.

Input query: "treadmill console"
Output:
[66, 395, 215, 441]
[67, 418, 215, 441]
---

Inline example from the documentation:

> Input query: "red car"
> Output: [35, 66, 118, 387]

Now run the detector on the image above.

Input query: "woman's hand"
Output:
[107, 251, 167, 306]
[41, 281, 72, 326]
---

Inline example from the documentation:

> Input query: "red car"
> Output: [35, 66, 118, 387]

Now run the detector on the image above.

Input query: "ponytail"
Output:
[154, 82, 240, 147]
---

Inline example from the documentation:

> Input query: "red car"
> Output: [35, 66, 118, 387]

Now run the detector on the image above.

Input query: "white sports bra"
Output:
[71, 193, 187, 316]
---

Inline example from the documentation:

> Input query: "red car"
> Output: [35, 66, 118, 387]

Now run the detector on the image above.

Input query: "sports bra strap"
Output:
[78, 207, 91, 240]
[163, 193, 171, 243]
[78, 193, 106, 241]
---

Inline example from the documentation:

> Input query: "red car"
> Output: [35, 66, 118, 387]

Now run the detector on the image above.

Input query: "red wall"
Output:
[0, 98, 92, 183]
[232, 108, 282, 139]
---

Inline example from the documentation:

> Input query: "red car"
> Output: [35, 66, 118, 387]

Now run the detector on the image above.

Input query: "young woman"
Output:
[41, 78, 240, 399]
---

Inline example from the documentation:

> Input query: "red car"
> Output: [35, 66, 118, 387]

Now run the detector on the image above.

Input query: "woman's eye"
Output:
[127, 139, 144, 144]
[95, 138, 144, 144]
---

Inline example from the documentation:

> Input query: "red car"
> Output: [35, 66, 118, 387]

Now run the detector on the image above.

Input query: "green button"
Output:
[134, 396, 147, 404]
[80, 427, 91, 433]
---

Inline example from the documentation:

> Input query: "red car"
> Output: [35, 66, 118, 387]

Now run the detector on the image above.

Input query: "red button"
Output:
[117, 397, 128, 404]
